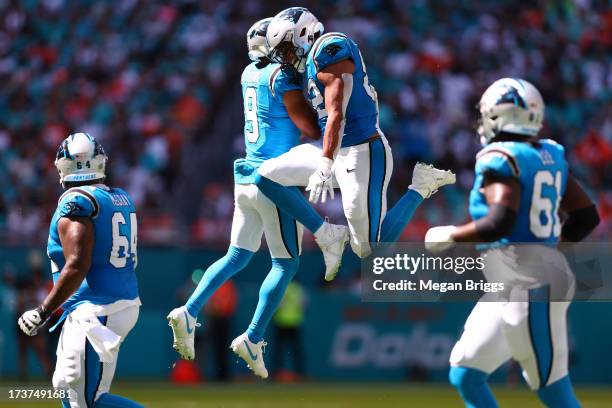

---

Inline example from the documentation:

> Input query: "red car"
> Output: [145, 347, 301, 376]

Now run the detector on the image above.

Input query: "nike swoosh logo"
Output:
[244, 340, 258, 361]
[183, 311, 194, 334]
[346, 168, 356, 173]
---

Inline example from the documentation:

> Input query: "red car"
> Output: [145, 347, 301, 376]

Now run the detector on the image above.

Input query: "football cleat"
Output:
[166, 306, 199, 360]
[315, 221, 349, 282]
[409, 163, 456, 199]
[230, 333, 268, 379]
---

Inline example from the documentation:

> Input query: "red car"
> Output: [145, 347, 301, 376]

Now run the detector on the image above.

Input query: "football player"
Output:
[425, 78, 600, 408]
[17, 133, 143, 408]
[254, 7, 455, 271]
[167, 18, 347, 379]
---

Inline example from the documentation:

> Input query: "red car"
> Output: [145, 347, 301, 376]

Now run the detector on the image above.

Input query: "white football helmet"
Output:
[266, 7, 324, 71]
[247, 17, 272, 61]
[55, 132, 107, 186]
[477, 78, 545, 145]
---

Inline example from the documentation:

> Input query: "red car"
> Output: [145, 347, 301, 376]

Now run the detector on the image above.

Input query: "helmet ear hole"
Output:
[299, 27, 306, 37]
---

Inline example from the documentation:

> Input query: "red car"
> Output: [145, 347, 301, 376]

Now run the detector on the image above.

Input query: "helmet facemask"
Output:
[270, 40, 305, 71]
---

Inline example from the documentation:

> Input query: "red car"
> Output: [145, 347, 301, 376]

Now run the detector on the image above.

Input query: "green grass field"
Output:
[1, 382, 611, 408]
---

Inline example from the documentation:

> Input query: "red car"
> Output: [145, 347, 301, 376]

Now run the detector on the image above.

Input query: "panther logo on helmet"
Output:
[266, 7, 324, 72]
[247, 18, 273, 61]
[477, 78, 545, 145]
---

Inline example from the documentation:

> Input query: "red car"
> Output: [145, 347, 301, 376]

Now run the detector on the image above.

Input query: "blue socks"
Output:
[186, 246, 254, 318]
[255, 174, 324, 233]
[247, 257, 299, 343]
[450, 367, 580, 408]
[95, 393, 144, 408]
[449, 366, 498, 408]
[380, 189, 423, 242]
[537, 376, 580, 408]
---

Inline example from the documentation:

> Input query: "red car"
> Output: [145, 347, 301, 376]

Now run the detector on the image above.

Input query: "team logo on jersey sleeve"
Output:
[323, 43, 342, 57]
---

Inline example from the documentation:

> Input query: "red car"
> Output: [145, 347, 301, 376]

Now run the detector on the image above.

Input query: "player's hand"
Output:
[306, 157, 334, 204]
[18, 305, 50, 336]
[425, 225, 457, 253]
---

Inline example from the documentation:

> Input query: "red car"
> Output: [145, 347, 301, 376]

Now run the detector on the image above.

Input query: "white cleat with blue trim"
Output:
[230, 332, 268, 379]
[167, 306, 199, 361]
[409, 163, 456, 199]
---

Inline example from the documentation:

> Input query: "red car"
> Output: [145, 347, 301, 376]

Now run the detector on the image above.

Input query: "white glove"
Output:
[18, 306, 49, 336]
[306, 157, 334, 204]
[425, 225, 457, 253]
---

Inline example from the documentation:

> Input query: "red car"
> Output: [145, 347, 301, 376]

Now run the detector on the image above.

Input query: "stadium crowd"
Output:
[0, 0, 610, 246]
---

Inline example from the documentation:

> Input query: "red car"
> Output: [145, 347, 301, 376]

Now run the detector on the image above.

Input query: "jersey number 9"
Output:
[244, 87, 260, 143]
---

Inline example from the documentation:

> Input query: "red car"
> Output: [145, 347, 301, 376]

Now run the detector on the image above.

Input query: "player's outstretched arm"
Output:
[425, 177, 520, 252]
[559, 174, 600, 242]
[17, 217, 94, 336]
[284, 90, 321, 140]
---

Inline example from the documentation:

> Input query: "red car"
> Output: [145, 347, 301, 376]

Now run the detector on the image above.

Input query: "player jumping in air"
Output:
[251, 7, 455, 271]
[17, 133, 143, 408]
[166, 18, 347, 379]
[425, 78, 600, 408]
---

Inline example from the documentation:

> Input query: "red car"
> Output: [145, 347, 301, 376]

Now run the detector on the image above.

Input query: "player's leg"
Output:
[167, 184, 260, 360]
[381, 160, 456, 242]
[449, 301, 512, 408]
[502, 287, 579, 407]
[186, 183, 263, 316]
[256, 144, 326, 233]
[231, 190, 302, 379]
[256, 144, 348, 280]
[91, 307, 142, 408]
[334, 138, 391, 258]
[52, 308, 143, 408]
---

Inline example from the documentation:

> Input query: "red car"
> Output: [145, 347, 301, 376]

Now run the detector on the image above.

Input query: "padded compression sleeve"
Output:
[474, 203, 517, 242]
[561, 205, 599, 242]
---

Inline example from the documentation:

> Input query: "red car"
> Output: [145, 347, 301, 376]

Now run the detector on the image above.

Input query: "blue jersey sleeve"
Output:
[271, 65, 302, 100]
[313, 36, 352, 71]
[57, 188, 99, 218]
[475, 146, 520, 179]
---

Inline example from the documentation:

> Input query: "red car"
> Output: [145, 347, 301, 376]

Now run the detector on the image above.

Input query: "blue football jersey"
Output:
[47, 185, 139, 312]
[305, 32, 380, 148]
[469, 139, 568, 244]
[235, 61, 302, 184]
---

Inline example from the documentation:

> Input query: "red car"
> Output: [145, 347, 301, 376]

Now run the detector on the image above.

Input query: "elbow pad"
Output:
[474, 204, 517, 242]
[562, 205, 600, 242]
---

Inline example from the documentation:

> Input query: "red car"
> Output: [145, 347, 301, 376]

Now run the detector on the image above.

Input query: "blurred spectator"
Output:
[272, 281, 307, 381]
[202, 280, 237, 381]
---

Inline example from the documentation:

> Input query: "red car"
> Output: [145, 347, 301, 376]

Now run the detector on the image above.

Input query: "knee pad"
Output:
[449, 366, 488, 390]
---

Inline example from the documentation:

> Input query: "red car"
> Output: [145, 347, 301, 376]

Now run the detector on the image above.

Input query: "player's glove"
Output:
[424, 225, 457, 254]
[18, 305, 50, 336]
[306, 157, 334, 204]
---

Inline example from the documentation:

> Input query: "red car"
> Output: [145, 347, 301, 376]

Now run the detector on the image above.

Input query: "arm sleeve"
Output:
[271, 65, 303, 100]
[475, 148, 520, 180]
[561, 205, 600, 242]
[57, 189, 98, 218]
[474, 203, 518, 242]
[313, 37, 352, 71]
